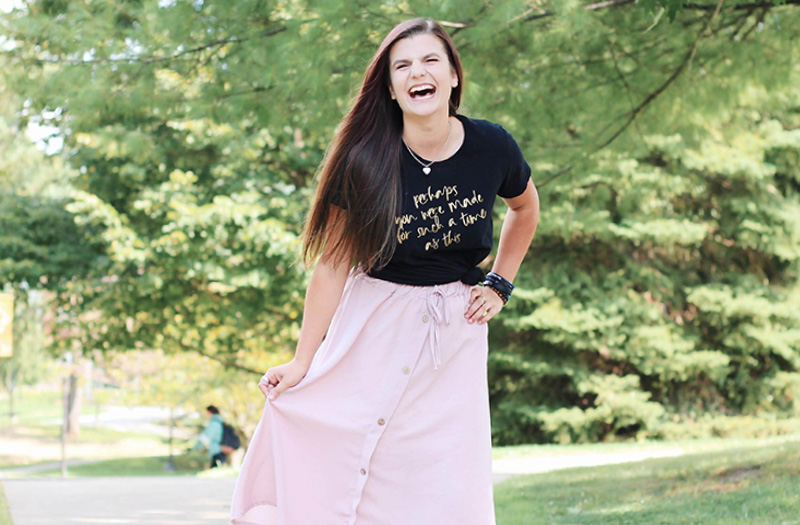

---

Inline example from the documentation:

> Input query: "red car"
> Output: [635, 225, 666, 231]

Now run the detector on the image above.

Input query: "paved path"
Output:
[2, 450, 687, 524]
[491, 448, 685, 477]
[0, 459, 98, 477]
[4, 477, 237, 525]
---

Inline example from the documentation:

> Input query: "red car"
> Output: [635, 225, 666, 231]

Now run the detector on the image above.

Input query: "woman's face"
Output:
[388, 33, 458, 119]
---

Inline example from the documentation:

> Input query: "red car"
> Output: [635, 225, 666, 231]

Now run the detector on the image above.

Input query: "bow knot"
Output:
[425, 287, 451, 370]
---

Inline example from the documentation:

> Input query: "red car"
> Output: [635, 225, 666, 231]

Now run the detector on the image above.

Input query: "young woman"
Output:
[231, 17, 539, 525]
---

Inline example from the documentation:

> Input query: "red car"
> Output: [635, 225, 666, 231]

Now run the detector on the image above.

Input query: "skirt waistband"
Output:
[352, 270, 472, 370]
[354, 271, 472, 300]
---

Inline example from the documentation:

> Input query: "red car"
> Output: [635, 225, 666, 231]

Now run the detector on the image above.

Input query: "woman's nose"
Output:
[410, 61, 426, 77]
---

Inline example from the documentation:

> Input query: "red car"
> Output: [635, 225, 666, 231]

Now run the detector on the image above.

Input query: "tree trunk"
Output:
[66, 366, 81, 437]
[7, 376, 15, 422]
[61, 376, 68, 478]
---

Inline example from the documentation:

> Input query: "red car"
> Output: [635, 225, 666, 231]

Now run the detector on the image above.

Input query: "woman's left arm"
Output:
[465, 179, 539, 324]
[492, 178, 540, 282]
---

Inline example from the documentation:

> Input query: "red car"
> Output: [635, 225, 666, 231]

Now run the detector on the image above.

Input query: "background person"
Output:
[192, 405, 226, 469]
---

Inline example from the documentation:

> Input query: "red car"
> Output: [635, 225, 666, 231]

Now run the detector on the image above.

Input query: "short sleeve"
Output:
[497, 130, 531, 199]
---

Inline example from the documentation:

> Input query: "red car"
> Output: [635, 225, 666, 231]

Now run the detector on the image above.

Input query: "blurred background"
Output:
[1, 0, 799, 523]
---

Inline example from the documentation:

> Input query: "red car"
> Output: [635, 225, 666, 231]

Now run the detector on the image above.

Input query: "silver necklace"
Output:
[402, 121, 453, 176]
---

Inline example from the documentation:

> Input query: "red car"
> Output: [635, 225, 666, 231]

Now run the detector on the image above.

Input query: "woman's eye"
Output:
[426, 58, 438, 63]
[396, 64, 408, 70]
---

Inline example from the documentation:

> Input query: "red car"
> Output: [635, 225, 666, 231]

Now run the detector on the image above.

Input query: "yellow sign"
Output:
[0, 293, 13, 358]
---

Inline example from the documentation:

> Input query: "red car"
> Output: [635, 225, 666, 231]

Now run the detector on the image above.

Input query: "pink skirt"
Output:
[230, 271, 495, 524]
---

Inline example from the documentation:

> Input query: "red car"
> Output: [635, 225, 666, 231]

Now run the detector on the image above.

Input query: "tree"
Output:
[2, 1, 799, 443]
[490, 84, 800, 443]
[0, 289, 54, 420]
[0, 81, 109, 434]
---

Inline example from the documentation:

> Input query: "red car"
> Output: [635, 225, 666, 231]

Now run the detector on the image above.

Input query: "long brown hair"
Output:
[302, 18, 464, 270]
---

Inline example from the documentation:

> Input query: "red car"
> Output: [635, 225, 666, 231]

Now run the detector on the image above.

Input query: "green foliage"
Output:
[492, 85, 800, 443]
[0, 290, 55, 394]
[0, 193, 102, 284]
[2, 1, 800, 444]
[656, 414, 800, 440]
[98, 349, 282, 443]
[0, 91, 105, 286]
[536, 375, 666, 443]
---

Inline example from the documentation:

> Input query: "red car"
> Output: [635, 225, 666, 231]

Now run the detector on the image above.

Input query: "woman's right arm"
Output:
[259, 205, 352, 399]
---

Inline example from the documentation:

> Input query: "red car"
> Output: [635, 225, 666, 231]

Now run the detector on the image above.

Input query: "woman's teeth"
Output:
[409, 85, 436, 99]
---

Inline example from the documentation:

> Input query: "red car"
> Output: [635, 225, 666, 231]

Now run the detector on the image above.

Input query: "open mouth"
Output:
[408, 84, 436, 100]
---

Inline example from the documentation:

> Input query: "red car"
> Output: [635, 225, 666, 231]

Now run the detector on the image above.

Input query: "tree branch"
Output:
[592, 0, 726, 152]
[609, 41, 646, 145]
[39, 26, 287, 66]
[172, 338, 262, 375]
[683, 1, 800, 10]
[585, 0, 637, 10]
[215, 86, 269, 100]
[541, 0, 752, 187]
[523, 0, 636, 23]
[725, 9, 760, 40]
[538, 165, 575, 187]
[520, 0, 798, 25]
[740, 6, 770, 40]
[194, 347, 262, 376]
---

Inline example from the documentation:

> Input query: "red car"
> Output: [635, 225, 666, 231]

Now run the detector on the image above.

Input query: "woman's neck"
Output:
[402, 111, 458, 159]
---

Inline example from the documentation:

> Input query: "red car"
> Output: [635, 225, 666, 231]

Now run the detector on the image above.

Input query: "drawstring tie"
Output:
[425, 286, 450, 370]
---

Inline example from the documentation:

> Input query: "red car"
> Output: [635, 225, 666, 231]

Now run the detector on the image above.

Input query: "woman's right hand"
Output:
[258, 359, 311, 400]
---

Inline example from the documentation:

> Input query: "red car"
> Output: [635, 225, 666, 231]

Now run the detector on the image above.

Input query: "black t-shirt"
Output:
[337, 114, 531, 286]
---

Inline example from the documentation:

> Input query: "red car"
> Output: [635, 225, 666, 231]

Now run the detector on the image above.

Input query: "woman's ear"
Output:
[389, 86, 396, 100]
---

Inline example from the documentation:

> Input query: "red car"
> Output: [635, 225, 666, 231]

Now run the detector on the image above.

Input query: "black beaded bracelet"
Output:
[484, 284, 509, 305]
[485, 272, 514, 294]
[482, 272, 514, 304]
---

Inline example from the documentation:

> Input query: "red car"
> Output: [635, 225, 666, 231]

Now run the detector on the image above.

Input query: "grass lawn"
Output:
[490, 433, 800, 462]
[2, 421, 162, 443]
[0, 484, 11, 525]
[1, 388, 191, 470]
[0, 389, 106, 425]
[494, 437, 800, 524]
[34, 453, 208, 477]
[0, 423, 175, 470]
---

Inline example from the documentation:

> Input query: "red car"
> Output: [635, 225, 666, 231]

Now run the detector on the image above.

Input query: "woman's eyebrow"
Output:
[391, 52, 441, 68]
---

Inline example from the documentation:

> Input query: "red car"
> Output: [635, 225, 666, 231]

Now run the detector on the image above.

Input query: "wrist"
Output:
[291, 355, 313, 369]
[484, 284, 509, 305]
[483, 271, 514, 305]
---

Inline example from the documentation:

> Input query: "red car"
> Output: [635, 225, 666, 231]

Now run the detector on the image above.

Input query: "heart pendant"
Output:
[422, 167, 431, 175]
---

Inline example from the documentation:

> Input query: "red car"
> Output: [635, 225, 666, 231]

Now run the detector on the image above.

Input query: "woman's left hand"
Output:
[465, 285, 505, 325]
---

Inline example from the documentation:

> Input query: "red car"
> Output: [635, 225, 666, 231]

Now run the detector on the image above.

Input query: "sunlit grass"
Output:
[0, 389, 109, 424]
[494, 438, 800, 524]
[0, 388, 192, 470]
[0, 423, 178, 470]
[491, 433, 800, 460]
[34, 454, 207, 478]
[0, 483, 10, 525]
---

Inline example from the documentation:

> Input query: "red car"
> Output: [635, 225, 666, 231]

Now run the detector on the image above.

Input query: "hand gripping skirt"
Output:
[230, 270, 495, 525]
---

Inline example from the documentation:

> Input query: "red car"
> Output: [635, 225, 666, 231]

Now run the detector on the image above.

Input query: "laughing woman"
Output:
[231, 17, 539, 525]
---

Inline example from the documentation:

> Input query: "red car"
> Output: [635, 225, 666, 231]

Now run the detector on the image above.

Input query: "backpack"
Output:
[220, 423, 241, 453]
